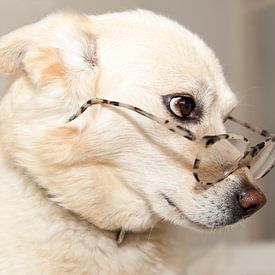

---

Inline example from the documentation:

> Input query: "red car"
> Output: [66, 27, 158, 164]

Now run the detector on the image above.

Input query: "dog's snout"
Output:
[238, 187, 266, 217]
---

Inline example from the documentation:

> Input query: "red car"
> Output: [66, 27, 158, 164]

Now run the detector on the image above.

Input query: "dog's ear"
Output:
[0, 27, 29, 73]
[0, 12, 97, 87]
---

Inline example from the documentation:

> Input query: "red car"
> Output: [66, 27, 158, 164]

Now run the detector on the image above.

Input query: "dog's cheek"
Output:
[37, 126, 86, 167]
[36, 125, 111, 168]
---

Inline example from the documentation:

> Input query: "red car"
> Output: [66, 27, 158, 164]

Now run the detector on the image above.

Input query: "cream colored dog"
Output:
[0, 10, 266, 274]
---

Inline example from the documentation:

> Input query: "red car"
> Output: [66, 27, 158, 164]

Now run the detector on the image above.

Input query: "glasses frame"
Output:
[193, 131, 275, 185]
[69, 98, 275, 185]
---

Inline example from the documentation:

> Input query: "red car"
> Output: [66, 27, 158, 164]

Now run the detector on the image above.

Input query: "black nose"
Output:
[238, 187, 266, 217]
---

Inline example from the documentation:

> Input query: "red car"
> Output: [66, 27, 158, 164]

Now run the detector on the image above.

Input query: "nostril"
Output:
[238, 189, 266, 216]
[244, 202, 258, 212]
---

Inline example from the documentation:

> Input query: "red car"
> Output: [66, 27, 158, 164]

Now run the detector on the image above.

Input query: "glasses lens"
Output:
[250, 141, 275, 179]
[197, 138, 248, 184]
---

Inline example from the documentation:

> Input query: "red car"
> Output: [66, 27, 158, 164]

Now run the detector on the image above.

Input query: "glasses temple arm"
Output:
[228, 115, 274, 138]
[69, 98, 196, 141]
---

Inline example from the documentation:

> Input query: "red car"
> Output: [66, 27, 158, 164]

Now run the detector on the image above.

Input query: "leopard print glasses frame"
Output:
[69, 98, 275, 185]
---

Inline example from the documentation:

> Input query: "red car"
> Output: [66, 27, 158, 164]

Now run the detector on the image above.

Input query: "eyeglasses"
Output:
[69, 98, 275, 185]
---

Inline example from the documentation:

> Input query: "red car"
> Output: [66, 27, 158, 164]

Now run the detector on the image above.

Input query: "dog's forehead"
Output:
[93, 11, 236, 102]
[94, 11, 216, 76]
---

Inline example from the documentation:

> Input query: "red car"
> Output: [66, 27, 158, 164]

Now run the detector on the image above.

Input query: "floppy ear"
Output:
[0, 13, 97, 87]
[0, 27, 30, 73]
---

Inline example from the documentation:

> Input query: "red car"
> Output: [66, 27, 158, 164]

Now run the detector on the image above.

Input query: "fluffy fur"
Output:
[0, 10, 264, 274]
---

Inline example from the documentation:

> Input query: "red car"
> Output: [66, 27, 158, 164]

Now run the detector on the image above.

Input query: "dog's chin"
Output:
[183, 216, 245, 232]
[161, 193, 247, 232]
[171, 212, 245, 232]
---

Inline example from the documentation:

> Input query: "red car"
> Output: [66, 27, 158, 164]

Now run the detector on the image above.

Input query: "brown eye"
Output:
[169, 96, 195, 118]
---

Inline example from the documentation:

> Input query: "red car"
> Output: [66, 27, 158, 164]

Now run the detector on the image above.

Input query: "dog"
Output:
[0, 10, 267, 274]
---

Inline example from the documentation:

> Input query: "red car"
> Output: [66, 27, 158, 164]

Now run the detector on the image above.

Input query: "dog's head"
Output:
[0, 10, 266, 233]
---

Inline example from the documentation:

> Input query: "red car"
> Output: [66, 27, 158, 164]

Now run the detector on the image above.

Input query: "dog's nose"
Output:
[238, 187, 266, 217]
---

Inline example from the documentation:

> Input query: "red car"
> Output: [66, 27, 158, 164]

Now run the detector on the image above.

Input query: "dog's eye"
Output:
[168, 96, 195, 118]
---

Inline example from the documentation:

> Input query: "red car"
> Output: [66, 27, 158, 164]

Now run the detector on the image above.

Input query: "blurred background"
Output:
[0, 0, 274, 274]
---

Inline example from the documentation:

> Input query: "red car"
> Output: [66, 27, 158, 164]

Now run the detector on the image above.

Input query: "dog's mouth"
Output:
[160, 187, 266, 230]
[161, 193, 211, 230]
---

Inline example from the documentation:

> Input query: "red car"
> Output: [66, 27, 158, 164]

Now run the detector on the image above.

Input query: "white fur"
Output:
[0, 10, 262, 274]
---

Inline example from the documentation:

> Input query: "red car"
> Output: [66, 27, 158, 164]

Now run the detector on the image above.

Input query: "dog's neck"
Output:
[0, 154, 185, 273]
[44, 187, 128, 245]
[13, 161, 149, 246]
